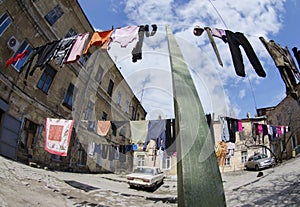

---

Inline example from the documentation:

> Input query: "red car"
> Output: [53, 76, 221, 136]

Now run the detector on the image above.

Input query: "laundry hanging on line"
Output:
[259, 37, 299, 99]
[193, 26, 266, 78]
[83, 29, 114, 55]
[220, 116, 242, 143]
[44, 118, 74, 156]
[5, 50, 28, 68]
[252, 122, 289, 143]
[111, 25, 140, 48]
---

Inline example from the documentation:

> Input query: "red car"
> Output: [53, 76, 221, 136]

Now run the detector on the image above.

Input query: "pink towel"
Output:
[238, 119, 243, 132]
[97, 121, 111, 136]
[65, 32, 89, 63]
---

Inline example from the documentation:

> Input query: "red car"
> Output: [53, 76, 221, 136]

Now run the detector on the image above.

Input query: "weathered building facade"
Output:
[213, 116, 270, 173]
[0, 0, 146, 173]
[257, 84, 300, 161]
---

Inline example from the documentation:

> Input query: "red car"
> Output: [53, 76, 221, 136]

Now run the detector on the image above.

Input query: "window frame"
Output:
[0, 12, 12, 36]
[37, 65, 56, 94]
[116, 92, 122, 105]
[84, 100, 94, 120]
[95, 65, 104, 82]
[101, 111, 107, 121]
[63, 83, 75, 109]
[44, 5, 63, 26]
[137, 155, 145, 167]
[241, 151, 247, 164]
[11, 40, 33, 72]
[161, 155, 171, 170]
[107, 79, 114, 97]
[225, 154, 231, 166]
[64, 28, 77, 38]
[79, 51, 91, 67]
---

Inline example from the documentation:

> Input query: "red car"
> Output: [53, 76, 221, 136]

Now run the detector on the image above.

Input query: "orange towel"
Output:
[83, 29, 114, 54]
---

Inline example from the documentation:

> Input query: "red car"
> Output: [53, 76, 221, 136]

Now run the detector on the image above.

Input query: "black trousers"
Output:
[226, 30, 266, 77]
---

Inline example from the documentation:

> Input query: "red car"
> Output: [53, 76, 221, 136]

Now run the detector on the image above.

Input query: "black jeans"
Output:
[226, 30, 266, 77]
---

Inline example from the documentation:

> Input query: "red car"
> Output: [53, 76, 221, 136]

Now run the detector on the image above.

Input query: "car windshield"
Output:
[133, 168, 155, 175]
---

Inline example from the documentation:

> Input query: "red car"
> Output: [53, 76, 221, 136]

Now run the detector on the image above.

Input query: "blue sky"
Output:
[78, 0, 300, 120]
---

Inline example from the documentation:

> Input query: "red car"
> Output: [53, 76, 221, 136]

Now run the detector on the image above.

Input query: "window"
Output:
[79, 51, 91, 67]
[137, 155, 145, 166]
[12, 40, 33, 72]
[292, 136, 296, 149]
[64, 28, 77, 38]
[37, 66, 56, 93]
[225, 154, 231, 166]
[63, 83, 74, 109]
[19, 119, 38, 152]
[78, 144, 87, 166]
[0, 12, 12, 36]
[162, 155, 171, 170]
[116, 92, 122, 105]
[84, 101, 94, 120]
[241, 151, 247, 164]
[131, 106, 136, 119]
[51, 154, 62, 162]
[45, 5, 63, 26]
[280, 140, 286, 152]
[107, 79, 114, 96]
[95, 65, 104, 82]
[125, 100, 129, 113]
[101, 111, 107, 121]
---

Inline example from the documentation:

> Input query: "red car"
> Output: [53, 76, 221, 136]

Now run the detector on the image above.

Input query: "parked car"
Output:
[126, 167, 165, 190]
[244, 153, 275, 171]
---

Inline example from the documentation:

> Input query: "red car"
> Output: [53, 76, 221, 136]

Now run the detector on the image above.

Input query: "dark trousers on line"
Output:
[226, 30, 266, 77]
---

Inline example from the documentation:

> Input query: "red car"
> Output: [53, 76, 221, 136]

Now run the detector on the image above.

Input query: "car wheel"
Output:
[255, 165, 259, 171]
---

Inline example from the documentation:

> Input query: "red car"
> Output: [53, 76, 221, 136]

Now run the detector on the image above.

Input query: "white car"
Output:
[126, 167, 165, 190]
[244, 153, 275, 171]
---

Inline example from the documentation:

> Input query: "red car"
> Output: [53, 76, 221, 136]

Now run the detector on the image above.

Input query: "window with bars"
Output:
[37, 66, 56, 93]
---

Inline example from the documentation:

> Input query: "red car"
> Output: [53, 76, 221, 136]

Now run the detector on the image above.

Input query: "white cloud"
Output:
[110, 0, 287, 119]
[239, 89, 246, 99]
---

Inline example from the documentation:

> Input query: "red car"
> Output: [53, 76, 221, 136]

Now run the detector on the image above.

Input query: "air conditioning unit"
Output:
[7, 36, 20, 52]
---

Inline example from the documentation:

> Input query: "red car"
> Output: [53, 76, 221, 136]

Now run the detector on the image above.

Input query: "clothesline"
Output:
[5, 24, 300, 103]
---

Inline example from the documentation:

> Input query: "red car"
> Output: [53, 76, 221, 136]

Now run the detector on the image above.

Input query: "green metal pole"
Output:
[166, 25, 226, 207]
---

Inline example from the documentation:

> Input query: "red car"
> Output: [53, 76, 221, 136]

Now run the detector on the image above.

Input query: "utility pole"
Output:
[166, 25, 226, 206]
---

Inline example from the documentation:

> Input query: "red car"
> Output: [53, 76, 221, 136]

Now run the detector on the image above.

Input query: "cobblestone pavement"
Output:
[0, 155, 299, 206]
[222, 156, 300, 207]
